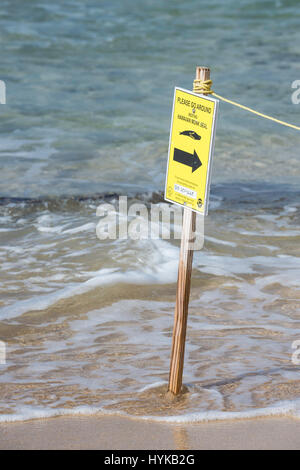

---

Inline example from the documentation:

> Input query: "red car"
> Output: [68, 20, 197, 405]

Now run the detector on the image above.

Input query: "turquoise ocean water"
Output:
[0, 0, 300, 423]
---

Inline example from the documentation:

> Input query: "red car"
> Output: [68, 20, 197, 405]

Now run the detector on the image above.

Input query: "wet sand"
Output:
[0, 415, 300, 450]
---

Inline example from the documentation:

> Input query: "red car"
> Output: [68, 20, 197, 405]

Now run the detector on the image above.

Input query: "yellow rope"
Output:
[193, 79, 300, 132]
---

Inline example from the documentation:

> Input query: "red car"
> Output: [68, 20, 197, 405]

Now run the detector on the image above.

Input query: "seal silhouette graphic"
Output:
[180, 130, 201, 140]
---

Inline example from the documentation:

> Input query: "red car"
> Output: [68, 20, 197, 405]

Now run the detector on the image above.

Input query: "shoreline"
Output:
[1, 414, 300, 450]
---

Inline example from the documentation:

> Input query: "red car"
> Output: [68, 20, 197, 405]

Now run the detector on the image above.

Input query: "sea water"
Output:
[0, 0, 300, 423]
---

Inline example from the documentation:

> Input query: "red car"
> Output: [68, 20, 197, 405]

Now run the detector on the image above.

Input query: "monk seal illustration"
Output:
[179, 130, 201, 140]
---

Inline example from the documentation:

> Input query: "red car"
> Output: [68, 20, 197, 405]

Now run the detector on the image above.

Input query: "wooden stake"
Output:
[168, 66, 211, 396]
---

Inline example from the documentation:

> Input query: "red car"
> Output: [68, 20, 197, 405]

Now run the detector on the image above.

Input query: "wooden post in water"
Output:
[168, 66, 211, 396]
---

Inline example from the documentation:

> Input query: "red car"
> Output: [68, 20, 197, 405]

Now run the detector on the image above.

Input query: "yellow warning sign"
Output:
[164, 88, 218, 215]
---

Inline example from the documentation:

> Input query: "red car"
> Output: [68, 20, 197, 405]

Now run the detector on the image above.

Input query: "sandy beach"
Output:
[0, 415, 300, 450]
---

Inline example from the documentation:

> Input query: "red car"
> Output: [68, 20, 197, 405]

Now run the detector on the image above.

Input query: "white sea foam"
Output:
[62, 223, 96, 234]
[37, 219, 96, 235]
[138, 381, 167, 393]
[0, 239, 179, 320]
[205, 236, 236, 247]
[1, 236, 300, 321]
[194, 253, 300, 278]
[283, 205, 298, 214]
[147, 400, 300, 423]
[0, 406, 115, 423]
[0, 399, 299, 424]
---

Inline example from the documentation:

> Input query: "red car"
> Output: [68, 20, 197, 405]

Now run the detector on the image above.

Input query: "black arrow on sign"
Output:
[173, 148, 202, 173]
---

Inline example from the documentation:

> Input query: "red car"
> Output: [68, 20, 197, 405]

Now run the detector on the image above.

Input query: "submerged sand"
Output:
[0, 415, 300, 450]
